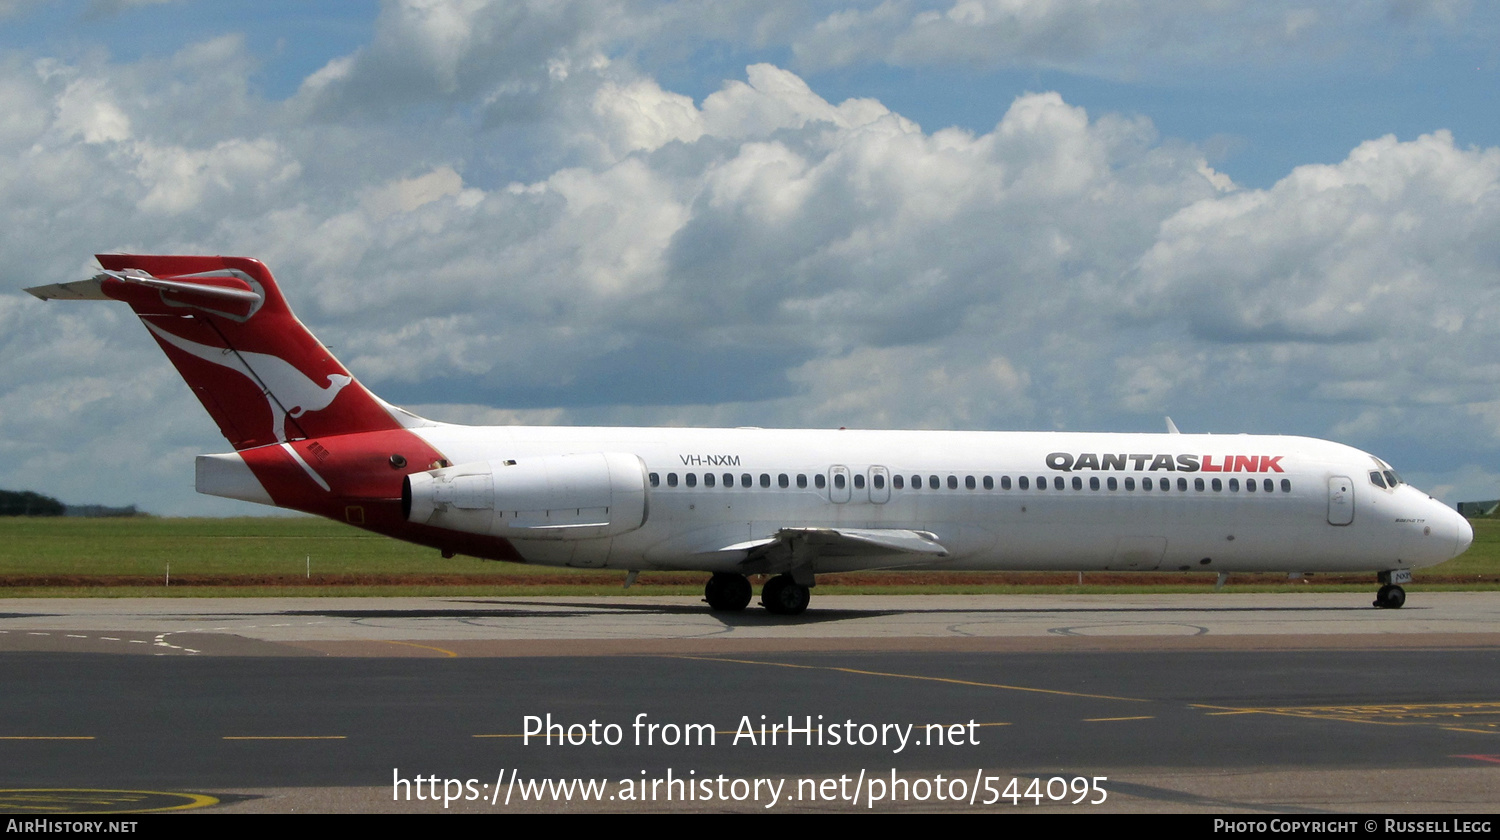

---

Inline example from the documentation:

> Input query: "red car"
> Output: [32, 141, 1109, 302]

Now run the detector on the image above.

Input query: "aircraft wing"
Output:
[699, 526, 949, 574]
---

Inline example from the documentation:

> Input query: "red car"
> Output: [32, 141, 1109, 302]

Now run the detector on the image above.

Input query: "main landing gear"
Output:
[702, 572, 811, 615]
[760, 573, 811, 616]
[1373, 569, 1411, 609]
[703, 573, 753, 612]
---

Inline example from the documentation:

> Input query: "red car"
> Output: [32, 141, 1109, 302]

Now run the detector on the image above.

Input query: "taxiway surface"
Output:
[2, 593, 1497, 813]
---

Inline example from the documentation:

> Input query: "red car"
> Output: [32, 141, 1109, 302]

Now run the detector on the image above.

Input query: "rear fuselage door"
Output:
[1328, 476, 1354, 526]
[829, 465, 851, 504]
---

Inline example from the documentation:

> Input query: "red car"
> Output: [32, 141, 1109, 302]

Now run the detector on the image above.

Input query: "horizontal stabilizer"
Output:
[27, 268, 267, 322]
[25, 279, 111, 301]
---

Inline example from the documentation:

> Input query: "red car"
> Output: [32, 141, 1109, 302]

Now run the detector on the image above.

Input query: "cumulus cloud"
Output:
[1, 8, 1498, 513]
[1128, 130, 1500, 393]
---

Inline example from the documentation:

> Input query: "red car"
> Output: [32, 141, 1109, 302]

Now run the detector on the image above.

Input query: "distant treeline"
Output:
[0, 490, 65, 517]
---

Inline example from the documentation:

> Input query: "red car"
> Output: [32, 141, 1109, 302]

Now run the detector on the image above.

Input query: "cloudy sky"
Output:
[0, 0, 1497, 515]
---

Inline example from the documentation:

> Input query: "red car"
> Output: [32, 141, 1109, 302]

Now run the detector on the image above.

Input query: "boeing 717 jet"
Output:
[26, 255, 1473, 614]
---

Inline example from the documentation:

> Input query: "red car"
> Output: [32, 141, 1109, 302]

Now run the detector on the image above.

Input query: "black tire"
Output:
[761, 574, 810, 615]
[704, 573, 752, 611]
[1374, 584, 1407, 609]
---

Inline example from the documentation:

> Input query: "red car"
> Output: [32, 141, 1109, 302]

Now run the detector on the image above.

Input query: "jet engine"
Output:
[402, 451, 649, 540]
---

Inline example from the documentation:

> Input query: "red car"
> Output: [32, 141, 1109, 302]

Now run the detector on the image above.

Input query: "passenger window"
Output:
[854, 474, 865, 490]
[1053, 476, 1064, 490]
[834, 474, 846, 489]
[760, 474, 771, 488]
[705, 473, 716, 487]
[930, 476, 940, 490]
[983, 476, 993, 490]
[1263, 479, 1273, 493]
[1089, 477, 1100, 490]
[1019, 476, 1029, 490]
[874, 474, 885, 490]
[685, 473, 697, 487]
[1107, 477, 1117, 490]
[1127, 477, 1137, 490]
[778, 474, 789, 489]
[815, 474, 826, 489]
[649, 472, 660, 487]
[1178, 477, 1188, 491]
[1194, 478, 1205, 491]
[911, 475, 921, 489]
[797, 474, 807, 489]
[1072, 476, 1083, 490]
[1001, 476, 1012, 490]
[667, 473, 679, 487]
[1245, 477, 1255, 492]
[893, 475, 904, 490]
[946, 475, 957, 490]
[741, 473, 752, 488]
[724, 473, 733, 487]
[1281, 479, 1291, 493]
[1212, 478, 1222, 492]
[1228, 478, 1238, 491]
[964, 475, 975, 490]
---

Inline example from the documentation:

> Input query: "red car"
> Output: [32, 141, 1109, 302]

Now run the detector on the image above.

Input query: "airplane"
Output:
[26, 255, 1473, 614]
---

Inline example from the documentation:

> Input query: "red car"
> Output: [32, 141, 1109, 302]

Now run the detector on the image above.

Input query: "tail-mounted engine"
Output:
[402, 452, 649, 541]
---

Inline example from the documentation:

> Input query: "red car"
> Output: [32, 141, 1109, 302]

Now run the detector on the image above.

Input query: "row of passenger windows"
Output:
[647, 471, 1294, 494]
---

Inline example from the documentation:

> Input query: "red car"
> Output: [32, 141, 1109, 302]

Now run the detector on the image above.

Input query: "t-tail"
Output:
[23, 256, 516, 557]
[28, 255, 407, 449]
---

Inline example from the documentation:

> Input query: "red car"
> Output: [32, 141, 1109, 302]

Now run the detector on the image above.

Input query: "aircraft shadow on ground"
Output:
[252, 599, 1386, 626]
[271, 601, 887, 625]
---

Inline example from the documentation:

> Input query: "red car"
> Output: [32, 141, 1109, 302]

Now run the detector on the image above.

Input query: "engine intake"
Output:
[402, 451, 649, 541]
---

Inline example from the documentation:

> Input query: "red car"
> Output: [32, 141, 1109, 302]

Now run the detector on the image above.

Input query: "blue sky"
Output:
[5, 0, 1493, 189]
[1, 0, 1498, 513]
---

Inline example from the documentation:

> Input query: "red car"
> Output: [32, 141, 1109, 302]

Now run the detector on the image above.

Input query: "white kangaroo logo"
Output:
[145, 322, 352, 442]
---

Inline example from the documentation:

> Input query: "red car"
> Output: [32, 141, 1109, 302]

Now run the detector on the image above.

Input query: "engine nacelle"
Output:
[402, 452, 649, 541]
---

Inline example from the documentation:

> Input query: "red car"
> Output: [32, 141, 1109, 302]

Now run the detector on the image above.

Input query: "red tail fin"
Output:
[30, 255, 407, 450]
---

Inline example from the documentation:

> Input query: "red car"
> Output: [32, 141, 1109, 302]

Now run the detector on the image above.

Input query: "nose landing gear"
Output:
[1373, 569, 1411, 609]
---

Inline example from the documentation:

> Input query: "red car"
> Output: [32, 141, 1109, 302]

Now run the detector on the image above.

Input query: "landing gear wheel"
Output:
[1374, 584, 1406, 609]
[704, 573, 752, 611]
[760, 574, 810, 616]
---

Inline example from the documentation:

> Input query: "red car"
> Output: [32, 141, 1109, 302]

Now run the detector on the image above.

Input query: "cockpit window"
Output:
[1383, 470, 1400, 487]
[1369, 470, 1387, 489]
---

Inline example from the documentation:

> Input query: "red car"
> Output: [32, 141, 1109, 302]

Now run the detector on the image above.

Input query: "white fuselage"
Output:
[404, 425, 1472, 575]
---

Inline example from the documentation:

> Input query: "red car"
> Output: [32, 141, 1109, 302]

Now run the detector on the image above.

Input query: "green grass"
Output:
[0, 515, 1495, 597]
[0, 515, 589, 577]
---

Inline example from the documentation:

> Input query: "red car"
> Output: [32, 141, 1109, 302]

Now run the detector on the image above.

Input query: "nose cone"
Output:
[1452, 510, 1474, 559]
[1402, 492, 1474, 567]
